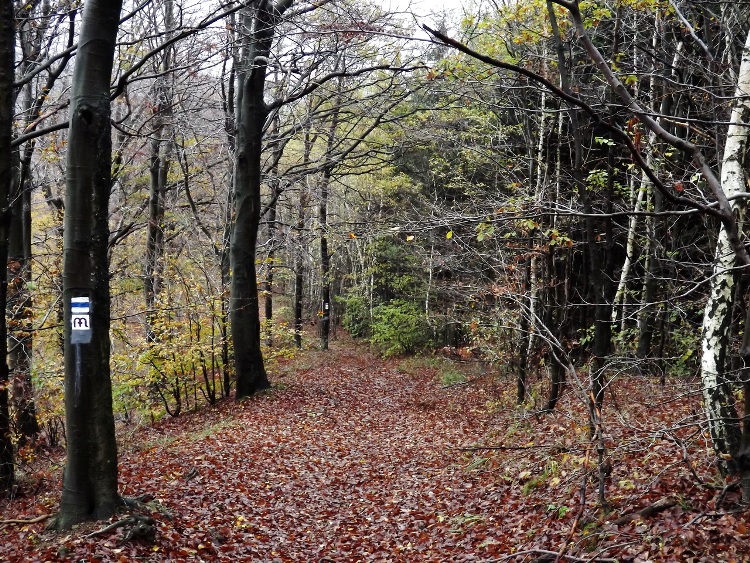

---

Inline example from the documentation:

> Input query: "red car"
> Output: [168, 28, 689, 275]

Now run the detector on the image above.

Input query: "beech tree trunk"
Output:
[144, 0, 174, 344]
[263, 198, 276, 347]
[700, 28, 750, 479]
[318, 77, 348, 351]
[231, 0, 292, 399]
[56, 0, 123, 529]
[294, 187, 308, 349]
[0, 0, 14, 492]
[293, 133, 313, 349]
[319, 168, 332, 351]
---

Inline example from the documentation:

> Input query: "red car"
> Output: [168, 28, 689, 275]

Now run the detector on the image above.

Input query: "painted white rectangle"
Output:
[71, 314, 90, 331]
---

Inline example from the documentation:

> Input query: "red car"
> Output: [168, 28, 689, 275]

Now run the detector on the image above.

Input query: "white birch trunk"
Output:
[527, 90, 548, 360]
[611, 163, 648, 325]
[699, 28, 750, 468]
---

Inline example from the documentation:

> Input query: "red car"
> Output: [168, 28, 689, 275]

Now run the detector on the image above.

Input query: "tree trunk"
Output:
[221, 37, 236, 398]
[263, 200, 276, 347]
[700, 28, 750, 479]
[293, 132, 314, 349]
[319, 169, 331, 351]
[545, 246, 570, 411]
[143, 0, 174, 344]
[517, 237, 533, 404]
[318, 78, 348, 351]
[231, 0, 292, 399]
[611, 165, 646, 329]
[544, 109, 569, 411]
[294, 187, 309, 349]
[56, 0, 123, 529]
[8, 148, 38, 443]
[262, 114, 283, 348]
[0, 0, 14, 492]
[636, 185, 662, 361]
[220, 203, 232, 397]
[589, 146, 616, 415]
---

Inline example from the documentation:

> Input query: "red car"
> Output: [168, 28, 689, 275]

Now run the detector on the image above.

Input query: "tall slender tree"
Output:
[0, 0, 15, 492]
[8, 0, 70, 445]
[143, 0, 176, 345]
[231, 0, 293, 399]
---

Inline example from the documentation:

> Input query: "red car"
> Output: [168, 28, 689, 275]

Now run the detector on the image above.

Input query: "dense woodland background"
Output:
[2, 0, 750, 554]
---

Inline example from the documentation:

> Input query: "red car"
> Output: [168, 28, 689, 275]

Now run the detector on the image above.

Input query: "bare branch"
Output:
[421, 25, 735, 228]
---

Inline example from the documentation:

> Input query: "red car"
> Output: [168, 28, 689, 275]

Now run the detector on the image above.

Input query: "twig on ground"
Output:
[0, 514, 50, 530]
[610, 497, 678, 526]
[683, 505, 750, 528]
[87, 517, 134, 538]
[714, 480, 740, 508]
[455, 444, 568, 452]
[658, 430, 706, 486]
[487, 548, 618, 562]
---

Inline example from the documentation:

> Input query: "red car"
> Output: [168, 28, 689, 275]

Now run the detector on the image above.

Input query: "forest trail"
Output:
[3, 340, 749, 561]
[125, 341, 503, 561]
[2, 341, 510, 562]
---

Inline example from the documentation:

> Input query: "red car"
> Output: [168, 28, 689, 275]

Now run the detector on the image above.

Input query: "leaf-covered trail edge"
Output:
[2, 341, 749, 561]
[129, 344, 505, 561]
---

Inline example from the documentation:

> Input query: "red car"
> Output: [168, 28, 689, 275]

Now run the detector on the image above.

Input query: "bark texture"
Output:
[57, 0, 123, 529]
[699, 28, 750, 476]
[231, 0, 293, 399]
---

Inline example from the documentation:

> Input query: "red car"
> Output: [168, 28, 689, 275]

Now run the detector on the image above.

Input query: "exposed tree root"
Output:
[82, 494, 162, 542]
[122, 493, 172, 519]
[87, 514, 156, 542]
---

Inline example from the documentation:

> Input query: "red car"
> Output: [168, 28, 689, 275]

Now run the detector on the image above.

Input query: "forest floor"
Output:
[1, 338, 748, 562]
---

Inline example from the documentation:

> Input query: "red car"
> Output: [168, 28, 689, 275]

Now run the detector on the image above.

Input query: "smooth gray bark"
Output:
[231, 0, 292, 399]
[56, 0, 123, 530]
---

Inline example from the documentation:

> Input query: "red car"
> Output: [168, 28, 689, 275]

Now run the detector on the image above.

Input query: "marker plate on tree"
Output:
[70, 297, 92, 344]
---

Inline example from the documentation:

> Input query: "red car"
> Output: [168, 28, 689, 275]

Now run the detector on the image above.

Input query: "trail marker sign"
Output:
[70, 297, 92, 344]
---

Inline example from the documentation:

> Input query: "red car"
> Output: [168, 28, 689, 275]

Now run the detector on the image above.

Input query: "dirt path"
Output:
[4, 340, 749, 561]
[0, 342, 750, 563]
[123, 343, 504, 561]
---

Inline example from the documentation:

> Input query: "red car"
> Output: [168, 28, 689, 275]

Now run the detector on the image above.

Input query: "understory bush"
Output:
[341, 293, 371, 338]
[370, 299, 431, 357]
